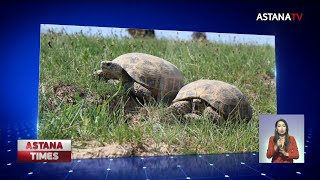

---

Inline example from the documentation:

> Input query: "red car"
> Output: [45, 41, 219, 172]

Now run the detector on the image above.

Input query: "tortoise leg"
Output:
[132, 82, 153, 103]
[184, 113, 201, 121]
[203, 106, 224, 124]
[168, 100, 192, 116]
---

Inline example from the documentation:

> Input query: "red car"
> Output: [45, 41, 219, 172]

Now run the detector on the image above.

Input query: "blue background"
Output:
[0, 1, 318, 179]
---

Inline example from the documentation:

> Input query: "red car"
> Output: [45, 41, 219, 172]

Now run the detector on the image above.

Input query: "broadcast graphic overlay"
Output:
[17, 140, 71, 162]
[259, 114, 304, 163]
[0, 2, 317, 179]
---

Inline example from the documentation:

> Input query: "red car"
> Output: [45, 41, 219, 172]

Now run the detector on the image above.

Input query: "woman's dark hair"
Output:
[273, 119, 291, 151]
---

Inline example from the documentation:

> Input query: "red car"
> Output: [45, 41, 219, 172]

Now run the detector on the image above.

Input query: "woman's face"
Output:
[276, 121, 287, 135]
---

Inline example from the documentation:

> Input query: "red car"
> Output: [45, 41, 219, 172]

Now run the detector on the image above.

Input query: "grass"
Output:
[38, 29, 276, 155]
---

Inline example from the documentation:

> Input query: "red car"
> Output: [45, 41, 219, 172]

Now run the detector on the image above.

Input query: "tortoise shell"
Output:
[112, 53, 184, 101]
[172, 79, 253, 120]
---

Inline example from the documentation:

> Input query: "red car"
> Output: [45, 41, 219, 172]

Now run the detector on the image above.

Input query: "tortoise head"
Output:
[100, 61, 124, 80]
[192, 98, 207, 113]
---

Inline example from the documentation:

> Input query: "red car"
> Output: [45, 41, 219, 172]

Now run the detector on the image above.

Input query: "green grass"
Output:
[38, 30, 276, 154]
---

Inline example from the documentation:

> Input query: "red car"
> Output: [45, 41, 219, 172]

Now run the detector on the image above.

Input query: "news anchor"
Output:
[266, 119, 299, 163]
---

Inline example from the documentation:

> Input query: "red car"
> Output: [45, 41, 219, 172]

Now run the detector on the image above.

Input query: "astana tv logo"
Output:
[256, 13, 303, 21]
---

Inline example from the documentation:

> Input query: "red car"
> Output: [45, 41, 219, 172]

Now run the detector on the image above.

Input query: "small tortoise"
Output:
[94, 53, 184, 103]
[168, 79, 253, 123]
[192, 32, 207, 42]
[127, 29, 155, 38]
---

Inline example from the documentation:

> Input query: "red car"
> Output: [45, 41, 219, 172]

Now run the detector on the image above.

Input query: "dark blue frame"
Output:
[1, 2, 318, 179]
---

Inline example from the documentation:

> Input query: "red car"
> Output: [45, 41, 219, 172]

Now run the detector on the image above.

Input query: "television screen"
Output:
[1, 2, 316, 179]
[38, 24, 276, 159]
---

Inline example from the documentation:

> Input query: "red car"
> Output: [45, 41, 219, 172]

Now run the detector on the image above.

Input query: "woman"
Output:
[266, 119, 299, 163]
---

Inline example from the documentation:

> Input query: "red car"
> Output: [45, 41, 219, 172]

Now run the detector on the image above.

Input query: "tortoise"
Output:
[94, 52, 184, 103]
[168, 79, 253, 123]
[127, 28, 155, 38]
[192, 32, 207, 42]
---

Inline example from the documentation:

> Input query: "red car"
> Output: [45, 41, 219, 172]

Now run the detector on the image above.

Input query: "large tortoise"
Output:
[94, 53, 184, 103]
[168, 79, 253, 123]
